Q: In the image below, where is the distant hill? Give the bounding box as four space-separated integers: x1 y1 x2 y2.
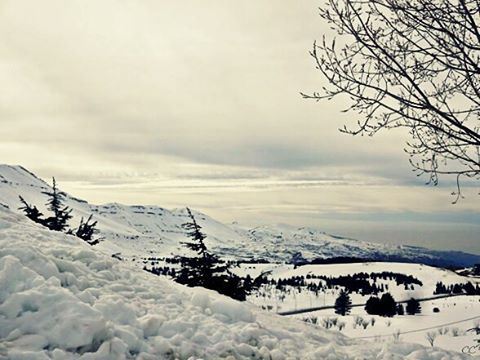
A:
0 164 478 268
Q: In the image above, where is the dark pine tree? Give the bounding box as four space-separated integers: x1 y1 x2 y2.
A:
380 293 397 317
334 290 353 316
72 215 100 245
406 298 421 315
42 177 72 231
365 296 381 315
174 207 250 301
177 207 226 287
464 282 476 295
434 281 449 295
397 303 405 316
18 196 44 224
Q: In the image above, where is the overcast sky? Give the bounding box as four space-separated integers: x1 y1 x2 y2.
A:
1 0 479 253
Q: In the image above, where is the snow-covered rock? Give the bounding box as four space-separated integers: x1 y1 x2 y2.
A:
0 207 468 359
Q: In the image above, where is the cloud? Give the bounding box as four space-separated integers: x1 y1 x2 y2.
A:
0 0 478 251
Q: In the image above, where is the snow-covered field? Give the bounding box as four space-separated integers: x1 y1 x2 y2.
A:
0 207 470 359
233 263 480 354
296 296 480 354
238 262 479 313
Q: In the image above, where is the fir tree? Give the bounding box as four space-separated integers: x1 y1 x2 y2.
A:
72 215 100 245
334 290 352 316
18 177 102 244
174 207 250 301
365 296 381 315
365 293 397 317
434 281 449 295
42 177 72 231
396 303 405 316
464 282 476 295
177 207 227 287
18 196 44 224
379 293 397 317
406 298 421 315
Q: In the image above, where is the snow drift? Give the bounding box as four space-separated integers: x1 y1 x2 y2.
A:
0 208 467 359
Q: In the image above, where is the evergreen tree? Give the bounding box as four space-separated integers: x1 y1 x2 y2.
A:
177 207 226 287
18 177 102 244
334 290 352 316
365 296 381 315
406 298 421 315
396 303 405 316
464 282 476 295
434 281 449 295
18 196 44 224
72 215 100 245
452 283 463 294
379 293 397 317
174 207 250 301
42 177 72 231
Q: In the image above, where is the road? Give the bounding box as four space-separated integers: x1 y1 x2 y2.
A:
277 293 466 316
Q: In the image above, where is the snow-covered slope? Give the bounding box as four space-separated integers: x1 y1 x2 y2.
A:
232 224 480 266
239 262 480 314
0 164 478 267
0 207 468 359
0 165 245 261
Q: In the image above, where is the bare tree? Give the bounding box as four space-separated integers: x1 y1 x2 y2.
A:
426 331 437 347
304 0 480 202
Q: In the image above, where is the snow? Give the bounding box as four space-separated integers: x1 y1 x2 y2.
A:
234 263 480 354
237 262 480 315
1 164 478 268
0 207 469 359
295 296 480 354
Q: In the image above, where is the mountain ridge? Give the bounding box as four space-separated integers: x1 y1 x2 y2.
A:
0 164 478 267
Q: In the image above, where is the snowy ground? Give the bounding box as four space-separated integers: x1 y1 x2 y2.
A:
295 296 480 355
0 208 471 359
1 164 479 268
236 262 480 313
233 263 480 355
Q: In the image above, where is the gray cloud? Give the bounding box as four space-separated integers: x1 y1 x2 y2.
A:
0 0 478 250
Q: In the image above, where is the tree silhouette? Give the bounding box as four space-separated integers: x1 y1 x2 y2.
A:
365 293 397 317
334 290 353 315
379 293 397 317
304 0 480 201
365 296 381 315
18 178 99 245
71 215 100 246
406 298 422 315
175 207 250 301
42 177 72 231
18 196 44 225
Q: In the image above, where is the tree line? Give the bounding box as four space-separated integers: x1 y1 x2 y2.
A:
434 281 480 295
271 271 421 296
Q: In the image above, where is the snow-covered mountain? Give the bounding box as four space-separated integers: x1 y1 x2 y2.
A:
0 164 478 268
0 205 467 359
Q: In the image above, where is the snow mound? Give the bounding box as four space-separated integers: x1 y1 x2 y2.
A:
0 208 467 359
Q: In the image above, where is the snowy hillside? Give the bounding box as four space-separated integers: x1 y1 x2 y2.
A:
238 262 479 313
0 207 468 359
0 164 479 268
